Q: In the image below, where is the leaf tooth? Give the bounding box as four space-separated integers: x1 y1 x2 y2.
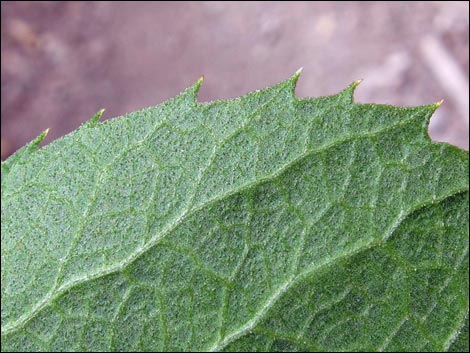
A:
30 128 49 151
194 75 204 98
415 100 445 129
179 76 204 103
85 109 105 128
281 68 303 97
434 99 444 108
421 100 444 131
293 67 303 82
338 79 362 103
1 128 49 177
21 127 49 158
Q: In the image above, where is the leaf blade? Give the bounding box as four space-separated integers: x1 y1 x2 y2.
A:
1 74 468 351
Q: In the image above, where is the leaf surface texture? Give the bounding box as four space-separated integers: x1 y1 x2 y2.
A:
1 74 469 352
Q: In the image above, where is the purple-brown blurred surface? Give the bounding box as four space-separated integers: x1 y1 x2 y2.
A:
1 1 469 159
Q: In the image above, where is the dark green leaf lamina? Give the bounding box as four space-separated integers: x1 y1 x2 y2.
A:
1 72 468 352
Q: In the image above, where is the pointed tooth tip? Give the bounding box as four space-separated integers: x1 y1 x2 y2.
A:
39 128 50 139
193 76 204 92
353 79 363 86
290 67 303 86
292 67 303 80
31 128 49 149
434 99 444 108
93 109 105 121
191 76 204 97
87 109 104 126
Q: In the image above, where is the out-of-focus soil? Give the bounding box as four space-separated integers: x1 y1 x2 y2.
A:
1 1 468 159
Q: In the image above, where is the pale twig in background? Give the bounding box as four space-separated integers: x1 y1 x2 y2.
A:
421 35 469 129
1 2 468 158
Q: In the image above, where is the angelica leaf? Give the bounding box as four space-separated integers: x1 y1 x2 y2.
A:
1 72 468 352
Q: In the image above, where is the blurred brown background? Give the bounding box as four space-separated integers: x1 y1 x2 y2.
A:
1 1 469 160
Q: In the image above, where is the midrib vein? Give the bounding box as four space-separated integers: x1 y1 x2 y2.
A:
206 192 468 352
207 240 372 352
2 118 466 336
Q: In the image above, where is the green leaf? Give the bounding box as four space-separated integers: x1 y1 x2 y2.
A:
1 72 468 352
